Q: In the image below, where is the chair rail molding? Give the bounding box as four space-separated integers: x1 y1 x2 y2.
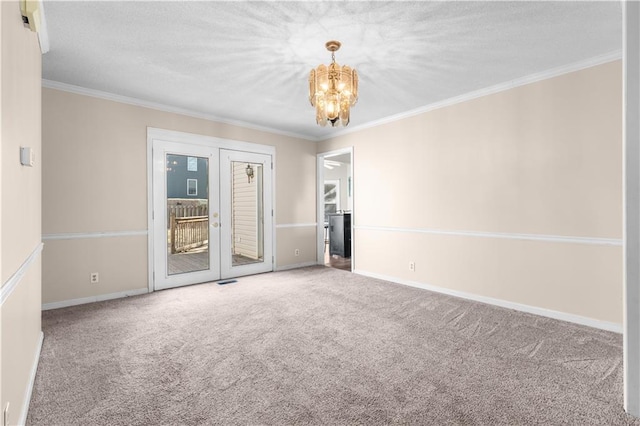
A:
1 243 44 306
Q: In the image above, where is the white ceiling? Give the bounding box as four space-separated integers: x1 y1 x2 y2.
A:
326 153 351 164
41 1 622 141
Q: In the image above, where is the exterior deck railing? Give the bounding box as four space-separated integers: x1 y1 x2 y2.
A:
170 214 208 253
167 204 208 227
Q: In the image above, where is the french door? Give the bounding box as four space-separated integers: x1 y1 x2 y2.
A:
152 140 272 290
219 149 273 279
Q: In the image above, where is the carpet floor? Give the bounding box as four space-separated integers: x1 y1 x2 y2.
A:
28 266 640 425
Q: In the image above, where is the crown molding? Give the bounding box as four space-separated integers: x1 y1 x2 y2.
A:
43 51 621 144
322 50 623 142
41 79 317 142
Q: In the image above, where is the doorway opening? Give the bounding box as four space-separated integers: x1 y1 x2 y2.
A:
317 148 353 272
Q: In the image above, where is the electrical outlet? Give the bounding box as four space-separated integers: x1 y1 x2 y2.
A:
90 272 99 284
409 262 415 272
294 249 300 256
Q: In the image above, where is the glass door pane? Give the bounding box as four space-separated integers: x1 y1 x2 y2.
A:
220 150 273 279
230 161 264 267
166 154 209 275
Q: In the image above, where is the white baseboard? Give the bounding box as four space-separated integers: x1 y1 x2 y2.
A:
42 288 149 311
354 269 622 334
275 261 319 271
18 331 44 426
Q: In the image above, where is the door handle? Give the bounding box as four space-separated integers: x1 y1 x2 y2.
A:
211 222 219 228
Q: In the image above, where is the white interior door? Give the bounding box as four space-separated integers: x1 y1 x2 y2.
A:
152 140 220 290
220 149 273 279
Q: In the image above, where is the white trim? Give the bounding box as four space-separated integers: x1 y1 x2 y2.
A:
355 225 622 247
275 223 317 229
147 127 276 156
323 52 623 141
42 230 148 241
18 331 44 426
272 155 278 272
147 130 155 294
42 288 148 311
37 0 50 54
624 0 640 416
275 261 319 272
355 269 622 334
42 80 315 142
1 243 44 306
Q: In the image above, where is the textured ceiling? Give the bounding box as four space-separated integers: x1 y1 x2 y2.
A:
41 1 622 141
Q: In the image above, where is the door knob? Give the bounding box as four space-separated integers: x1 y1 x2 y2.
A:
212 222 219 228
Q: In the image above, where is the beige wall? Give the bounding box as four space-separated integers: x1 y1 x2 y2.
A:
318 61 623 325
1 1 43 424
276 226 318 267
42 237 147 303
42 88 317 305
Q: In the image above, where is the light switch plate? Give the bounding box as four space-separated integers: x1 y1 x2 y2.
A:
20 147 34 167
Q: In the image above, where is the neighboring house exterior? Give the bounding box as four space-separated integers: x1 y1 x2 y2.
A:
166 155 208 199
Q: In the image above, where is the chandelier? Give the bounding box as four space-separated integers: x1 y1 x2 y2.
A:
308 41 358 127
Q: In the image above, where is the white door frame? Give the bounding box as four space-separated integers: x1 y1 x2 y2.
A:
316 147 354 267
147 128 276 292
624 0 640 417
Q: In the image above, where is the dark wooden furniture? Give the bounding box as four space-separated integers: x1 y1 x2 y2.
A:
328 213 351 258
